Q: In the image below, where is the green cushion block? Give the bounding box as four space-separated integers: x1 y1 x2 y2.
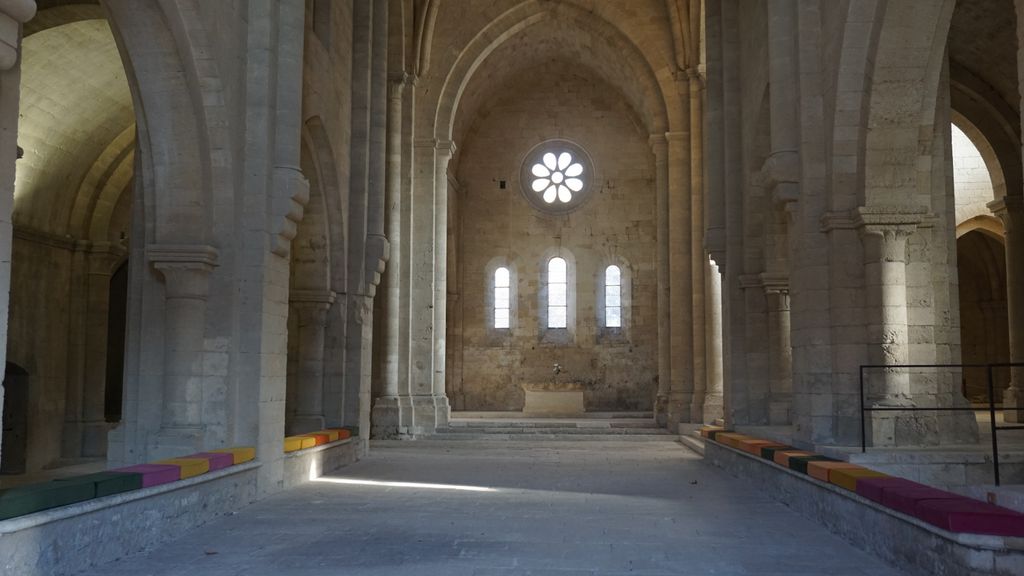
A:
706 429 734 441
788 455 837 474
760 445 795 460
0 481 95 520
54 471 143 498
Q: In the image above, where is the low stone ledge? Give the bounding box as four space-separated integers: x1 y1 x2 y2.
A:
0 461 260 576
282 438 359 489
705 440 1024 576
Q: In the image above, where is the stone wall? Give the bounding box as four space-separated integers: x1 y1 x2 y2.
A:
448 63 658 413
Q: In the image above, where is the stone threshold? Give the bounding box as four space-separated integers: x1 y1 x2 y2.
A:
699 436 1024 576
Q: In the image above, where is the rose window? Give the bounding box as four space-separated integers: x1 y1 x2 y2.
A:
530 152 584 204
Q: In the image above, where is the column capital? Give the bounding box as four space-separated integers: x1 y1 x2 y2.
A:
290 289 336 306
147 244 218 300
648 133 668 154
854 205 926 261
0 0 35 70
760 273 789 295
988 195 1024 234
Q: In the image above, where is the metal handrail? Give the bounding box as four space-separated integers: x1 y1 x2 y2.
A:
859 362 1024 486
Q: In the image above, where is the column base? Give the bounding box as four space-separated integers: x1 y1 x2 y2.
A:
287 415 326 436
689 393 707 424
654 394 669 427
147 426 204 461
372 395 451 437
703 393 724 423
769 398 791 426
868 399 941 447
1004 386 1024 424
370 397 401 439
666 392 694 433
81 421 111 458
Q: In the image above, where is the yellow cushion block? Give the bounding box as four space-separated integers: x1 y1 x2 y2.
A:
154 458 210 479
829 467 889 492
284 436 316 452
807 461 862 482
773 450 815 467
209 447 256 465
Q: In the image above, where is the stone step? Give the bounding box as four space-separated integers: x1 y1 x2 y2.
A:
445 419 660 429
420 433 682 442
436 426 672 435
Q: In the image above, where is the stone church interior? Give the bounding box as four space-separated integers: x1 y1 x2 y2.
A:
0 1 1023 575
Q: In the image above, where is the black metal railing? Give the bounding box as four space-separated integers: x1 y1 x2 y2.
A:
859 363 1024 486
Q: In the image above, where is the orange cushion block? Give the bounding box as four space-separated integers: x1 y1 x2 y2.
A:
807 461 863 482
829 467 889 492
284 436 317 453
327 428 352 440
315 430 341 442
154 458 210 479
773 450 816 467
737 439 786 456
208 446 256 465
302 433 330 446
699 426 724 438
715 433 753 448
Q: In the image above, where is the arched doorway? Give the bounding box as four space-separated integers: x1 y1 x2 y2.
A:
1 363 29 475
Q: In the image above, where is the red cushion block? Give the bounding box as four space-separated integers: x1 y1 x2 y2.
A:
113 464 180 488
855 476 926 504
882 484 962 516
915 498 1024 536
189 452 235 472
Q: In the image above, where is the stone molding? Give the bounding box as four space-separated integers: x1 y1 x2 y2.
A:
854 206 927 263
147 244 218 300
988 195 1023 234
760 273 789 295
289 289 336 305
760 151 800 204
271 165 311 257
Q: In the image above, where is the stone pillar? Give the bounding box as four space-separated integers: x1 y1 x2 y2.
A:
763 277 792 425
0 0 35 481
704 257 725 421
689 69 708 423
650 134 671 426
857 208 923 446
371 76 406 438
288 290 334 434
147 245 218 458
989 196 1024 422
667 125 694 432
431 141 454 426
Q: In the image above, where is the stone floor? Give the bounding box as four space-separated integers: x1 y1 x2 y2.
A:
77 440 908 576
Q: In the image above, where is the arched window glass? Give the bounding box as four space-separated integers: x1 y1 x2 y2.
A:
494 267 511 329
547 257 568 329
605 265 622 328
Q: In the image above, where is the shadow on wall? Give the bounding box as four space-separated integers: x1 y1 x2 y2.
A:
1 362 29 475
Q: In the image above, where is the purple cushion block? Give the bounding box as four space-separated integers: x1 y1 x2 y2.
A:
189 452 234 472
882 484 962 516
855 477 925 504
113 464 181 487
915 498 1024 536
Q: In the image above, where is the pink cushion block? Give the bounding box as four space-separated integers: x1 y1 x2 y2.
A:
882 484 962 516
915 498 1024 536
855 477 926 504
113 464 180 487
189 452 234 472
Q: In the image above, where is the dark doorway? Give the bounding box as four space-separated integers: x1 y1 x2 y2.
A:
105 261 128 422
1 362 29 475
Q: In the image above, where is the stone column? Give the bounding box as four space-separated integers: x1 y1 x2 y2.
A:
689 69 708 423
371 76 406 438
147 245 217 457
763 277 792 425
667 124 694 432
289 290 334 434
704 257 725 421
989 196 1024 422
857 208 923 446
431 141 454 426
650 134 671 426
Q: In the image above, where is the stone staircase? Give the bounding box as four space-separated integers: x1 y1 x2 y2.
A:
424 415 678 442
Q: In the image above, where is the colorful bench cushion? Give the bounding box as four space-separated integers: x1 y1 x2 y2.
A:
316 430 341 442
716 433 753 449
914 498 1024 536
807 461 863 483
53 471 143 498
208 446 256 465
189 452 235 472
773 450 815 467
113 464 181 488
787 455 837 475
0 481 95 520
699 426 724 438
854 476 925 504
284 436 317 452
760 445 795 460
736 439 785 456
881 484 962 516
829 467 889 492
327 428 353 440
154 458 210 479
302 433 331 446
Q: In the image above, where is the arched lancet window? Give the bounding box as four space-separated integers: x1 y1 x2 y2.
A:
605 265 622 328
494 266 511 329
547 257 568 329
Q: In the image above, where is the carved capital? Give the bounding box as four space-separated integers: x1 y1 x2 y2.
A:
0 0 35 70
147 244 218 300
761 151 800 204
988 196 1024 236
